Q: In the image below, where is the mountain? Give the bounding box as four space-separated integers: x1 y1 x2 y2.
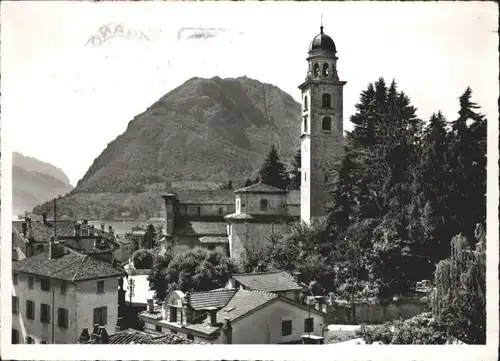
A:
74 76 300 193
32 76 301 220
13 153 73 216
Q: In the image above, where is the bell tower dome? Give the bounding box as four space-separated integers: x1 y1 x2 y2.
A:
299 25 347 224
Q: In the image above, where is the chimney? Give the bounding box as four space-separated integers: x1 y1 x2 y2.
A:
21 222 27 237
42 212 48 224
96 326 109 344
92 323 100 338
208 307 218 326
147 298 155 313
78 328 90 343
292 271 302 285
101 223 105 232
49 241 65 260
161 301 168 321
162 193 177 236
184 292 193 324
108 226 114 238
83 219 88 225
222 318 232 344
315 296 326 313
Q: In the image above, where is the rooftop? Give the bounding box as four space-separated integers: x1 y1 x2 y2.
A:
85 328 202 344
230 271 303 292
175 219 228 236
190 289 238 310
234 182 287 195
216 289 278 323
12 249 126 282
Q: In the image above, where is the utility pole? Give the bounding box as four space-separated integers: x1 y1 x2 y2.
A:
129 279 135 308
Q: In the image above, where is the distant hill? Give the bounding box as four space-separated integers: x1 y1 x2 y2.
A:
74 76 300 193
32 76 301 220
13 153 73 216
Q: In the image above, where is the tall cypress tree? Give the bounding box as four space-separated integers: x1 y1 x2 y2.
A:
258 145 289 190
288 148 301 190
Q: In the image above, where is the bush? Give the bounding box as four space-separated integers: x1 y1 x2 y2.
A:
132 249 154 269
356 313 449 344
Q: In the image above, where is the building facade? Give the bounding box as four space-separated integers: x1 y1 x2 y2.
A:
11 243 125 344
299 26 346 224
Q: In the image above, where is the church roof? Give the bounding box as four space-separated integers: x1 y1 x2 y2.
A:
234 182 287 195
309 26 336 53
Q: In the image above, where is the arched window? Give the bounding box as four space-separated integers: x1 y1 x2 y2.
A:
304 95 308 110
322 93 332 108
303 116 308 133
324 174 328 182
219 208 223 215
322 116 332 131
260 199 268 211
322 63 330 77
313 63 320 77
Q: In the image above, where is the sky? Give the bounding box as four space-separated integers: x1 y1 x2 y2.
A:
1 1 498 186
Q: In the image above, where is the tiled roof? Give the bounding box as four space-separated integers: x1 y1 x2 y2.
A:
234 182 287 194
12 249 126 281
231 271 303 292
216 289 277 323
85 328 201 344
173 189 235 205
12 220 105 242
199 236 228 244
190 289 237 310
175 220 228 236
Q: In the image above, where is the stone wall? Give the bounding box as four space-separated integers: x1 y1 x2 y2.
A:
326 298 429 325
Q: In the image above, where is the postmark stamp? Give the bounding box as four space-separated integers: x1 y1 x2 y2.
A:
86 23 149 46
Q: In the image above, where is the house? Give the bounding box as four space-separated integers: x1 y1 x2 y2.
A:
225 270 308 303
114 236 135 264
11 241 126 344
138 286 326 344
12 215 118 261
79 326 203 344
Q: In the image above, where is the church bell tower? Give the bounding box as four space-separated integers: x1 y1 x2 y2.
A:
299 25 346 224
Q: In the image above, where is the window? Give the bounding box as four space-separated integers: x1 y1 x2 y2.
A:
322 63 330 77
58 308 69 329
304 172 307 182
97 281 104 294
93 306 107 326
322 116 332 131
260 199 268 211
187 334 194 341
324 174 328 183
322 93 332 108
282 320 292 336
28 276 34 289
40 304 50 324
12 329 19 344
303 116 308 133
40 340 47 344
13 272 18 285
26 300 35 320
12 296 19 314
219 207 223 215
313 63 319 77
171 329 178 334
155 325 162 332
197 207 201 216
304 318 314 333
304 96 308 111
61 281 67 295
41 278 51 292
26 336 34 344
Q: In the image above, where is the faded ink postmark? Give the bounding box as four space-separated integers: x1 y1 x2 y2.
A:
86 23 149 46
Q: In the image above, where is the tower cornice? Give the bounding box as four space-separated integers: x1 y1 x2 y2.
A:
298 79 347 90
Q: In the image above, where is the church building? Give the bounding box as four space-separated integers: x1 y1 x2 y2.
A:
159 25 345 261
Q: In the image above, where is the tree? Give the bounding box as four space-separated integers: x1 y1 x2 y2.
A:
132 249 154 270
244 178 253 187
142 223 156 249
287 148 301 190
258 145 289 190
148 248 240 300
430 224 486 344
244 220 335 294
